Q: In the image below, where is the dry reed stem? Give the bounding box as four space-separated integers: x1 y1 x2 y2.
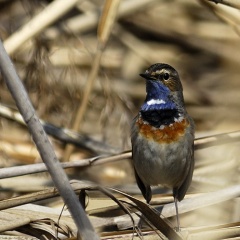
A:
0 39 99 240
202 0 240 28
207 0 240 9
111 185 240 230
98 0 121 45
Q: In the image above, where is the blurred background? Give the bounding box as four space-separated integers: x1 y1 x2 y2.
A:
0 0 239 236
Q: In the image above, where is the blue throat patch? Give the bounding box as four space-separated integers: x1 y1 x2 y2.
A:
140 80 177 111
140 80 179 127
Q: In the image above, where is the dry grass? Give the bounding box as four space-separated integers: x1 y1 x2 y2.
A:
0 0 240 239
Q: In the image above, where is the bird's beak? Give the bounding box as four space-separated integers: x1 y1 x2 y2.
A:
139 73 148 79
140 73 156 81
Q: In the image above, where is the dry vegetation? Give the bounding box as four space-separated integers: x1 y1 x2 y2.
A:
0 0 240 239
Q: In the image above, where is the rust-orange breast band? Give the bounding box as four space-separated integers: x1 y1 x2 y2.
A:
136 117 189 144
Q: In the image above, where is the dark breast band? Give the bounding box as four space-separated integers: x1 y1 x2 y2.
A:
140 109 179 128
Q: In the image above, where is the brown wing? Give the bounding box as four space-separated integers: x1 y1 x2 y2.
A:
131 115 152 203
134 166 152 203
175 143 194 201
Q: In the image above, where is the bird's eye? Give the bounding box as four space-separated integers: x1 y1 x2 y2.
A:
163 73 170 80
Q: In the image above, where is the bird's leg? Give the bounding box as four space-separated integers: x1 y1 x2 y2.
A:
174 196 181 232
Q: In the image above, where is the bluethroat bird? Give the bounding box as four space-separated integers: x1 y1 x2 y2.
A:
131 63 195 231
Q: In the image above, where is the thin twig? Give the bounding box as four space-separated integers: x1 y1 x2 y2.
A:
0 128 240 179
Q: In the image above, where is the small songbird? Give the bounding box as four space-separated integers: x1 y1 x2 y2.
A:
131 63 195 231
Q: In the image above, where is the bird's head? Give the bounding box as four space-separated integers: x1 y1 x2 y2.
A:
140 63 184 112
